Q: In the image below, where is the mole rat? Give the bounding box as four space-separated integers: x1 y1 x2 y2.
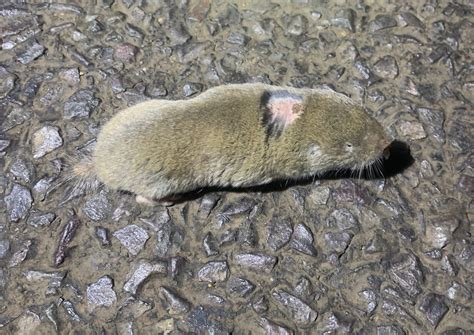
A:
73 83 391 205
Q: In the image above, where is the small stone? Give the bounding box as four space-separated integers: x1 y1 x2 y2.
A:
113 224 149 256
5 184 33 222
32 126 63 158
27 212 55 228
398 12 424 28
87 276 117 308
159 287 191 315
95 227 111 246
197 261 229 282
226 277 255 298
188 0 211 22
9 240 32 267
327 208 359 231
9 158 34 183
376 325 406 335
271 288 318 327
386 253 423 298
266 217 293 251
23 270 65 293
16 39 45 64
0 239 10 259
398 120 427 140
216 196 257 224
0 139 11 152
82 190 111 221
359 289 377 314
114 43 138 62
287 15 307 36
307 186 330 205
198 194 221 217
123 259 167 295
369 15 397 32
2 107 31 131
227 32 247 45
203 232 219 256
165 24 190 46
424 218 459 248
316 312 353 334
183 83 202 97
117 297 153 319
259 317 293 335
0 66 16 98
290 223 317 256
324 232 352 255
416 108 445 143
373 56 399 79
252 295 269 314
419 293 448 327
59 68 80 86
61 300 83 323
234 252 277 273
331 9 356 32
446 281 471 306
63 89 100 119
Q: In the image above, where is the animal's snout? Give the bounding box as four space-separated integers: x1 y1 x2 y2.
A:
379 138 392 159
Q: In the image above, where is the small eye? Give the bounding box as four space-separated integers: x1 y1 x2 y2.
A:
346 143 352 148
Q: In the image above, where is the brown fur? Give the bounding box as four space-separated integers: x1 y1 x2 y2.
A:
76 84 390 202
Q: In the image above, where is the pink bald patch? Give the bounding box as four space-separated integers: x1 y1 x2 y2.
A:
267 97 304 128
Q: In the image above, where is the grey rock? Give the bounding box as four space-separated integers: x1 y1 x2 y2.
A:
32 126 63 158
32 176 56 201
416 107 446 143
1 107 31 131
114 43 138 62
327 208 359 231
0 239 10 259
331 9 356 32
5 184 33 222
159 287 191 315
16 39 45 64
227 31 247 45
186 306 233 334
237 219 258 247
359 289 377 314
316 312 353 334
63 89 100 119
398 12 424 28
203 232 219 256
290 223 317 256
61 300 83 323
123 259 167 294
446 281 471 305
24 270 65 294
216 196 257 224
419 293 448 327
165 23 190 46
154 220 172 257
259 317 294 335
252 295 269 313
95 227 111 246
226 276 255 297
386 253 423 298
369 15 397 32
9 158 34 183
87 276 117 308
0 139 11 152
294 277 314 302
113 224 149 256
183 82 202 97
373 56 399 79
234 252 277 273
397 120 426 140
271 288 317 327
307 186 330 205
376 325 406 335
287 15 307 36
27 212 55 228
0 66 16 98
324 232 352 255
197 261 229 282
424 218 459 249
266 217 293 251
83 190 111 221
117 297 153 319
9 239 32 267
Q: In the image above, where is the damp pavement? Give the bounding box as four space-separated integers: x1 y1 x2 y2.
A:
0 1 472 334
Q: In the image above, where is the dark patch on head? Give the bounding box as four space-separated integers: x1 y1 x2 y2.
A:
260 90 303 140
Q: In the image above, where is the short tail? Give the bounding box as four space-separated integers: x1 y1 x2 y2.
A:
56 150 102 205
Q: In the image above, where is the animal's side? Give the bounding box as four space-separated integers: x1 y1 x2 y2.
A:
73 83 391 205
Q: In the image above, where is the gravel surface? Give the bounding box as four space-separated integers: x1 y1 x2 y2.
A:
0 1 472 334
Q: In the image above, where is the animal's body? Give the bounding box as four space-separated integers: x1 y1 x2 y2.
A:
75 84 391 205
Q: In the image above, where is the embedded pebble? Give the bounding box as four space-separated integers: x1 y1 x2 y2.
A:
63 89 100 119
87 276 117 308
290 224 317 256
82 190 111 221
287 15 307 36
271 288 318 327
159 287 191 315
373 56 399 79
123 259 167 294
0 239 10 259
307 186 330 205
369 15 397 32
95 227 111 246
0 66 16 98
386 253 423 298
259 318 294 335
424 218 459 249
266 217 293 251
398 120 427 140
226 276 255 298
203 232 219 256
5 184 33 222
9 158 34 183
324 232 352 255
446 281 471 306
234 252 277 273
32 126 63 158
416 107 446 143
376 325 406 335
16 39 45 64
419 293 448 327
27 212 56 228
331 9 356 32
197 261 229 282
114 43 138 62
113 225 149 256
327 208 359 231
316 312 353 334
2 107 31 131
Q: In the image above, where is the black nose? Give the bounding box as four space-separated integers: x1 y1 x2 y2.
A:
383 147 390 160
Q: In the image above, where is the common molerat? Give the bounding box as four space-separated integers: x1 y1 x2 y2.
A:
72 84 392 205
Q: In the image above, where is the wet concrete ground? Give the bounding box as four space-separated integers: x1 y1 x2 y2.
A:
0 1 473 334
